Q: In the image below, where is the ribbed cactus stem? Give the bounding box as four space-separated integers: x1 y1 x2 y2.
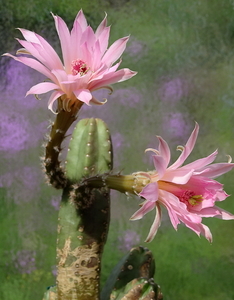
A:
56 118 112 300
101 246 163 300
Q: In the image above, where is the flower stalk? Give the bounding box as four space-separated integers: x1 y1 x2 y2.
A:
44 97 82 188
83 173 149 195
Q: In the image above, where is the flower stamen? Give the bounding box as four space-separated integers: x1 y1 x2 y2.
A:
71 59 88 76
179 190 203 206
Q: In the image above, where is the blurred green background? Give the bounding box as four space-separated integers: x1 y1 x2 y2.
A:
1 0 234 299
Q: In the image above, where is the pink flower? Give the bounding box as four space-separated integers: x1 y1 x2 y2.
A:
3 10 137 113
131 123 234 242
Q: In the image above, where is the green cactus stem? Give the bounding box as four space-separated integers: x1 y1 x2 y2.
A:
42 286 57 300
110 278 163 300
101 246 156 300
55 118 112 300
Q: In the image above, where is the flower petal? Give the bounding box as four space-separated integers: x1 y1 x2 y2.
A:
73 89 92 105
184 150 218 171
214 206 234 220
159 191 181 229
162 168 194 184
152 155 167 179
145 203 162 242
157 136 171 167
74 9 88 32
48 90 64 113
139 182 159 202
130 199 155 220
95 14 110 55
170 122 199 169
3 54 56 82
102 36 129 67
89 68 137 91
52 13 72 72
18 29 63 70
26 82 59 95
195 162 234 178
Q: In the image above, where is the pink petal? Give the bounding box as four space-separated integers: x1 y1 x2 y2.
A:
80 42 93 68
214 206 234 220
170 122 199 169
16 39 45 65
3 54 55 82
48 90 64 113
90 60 121 82
215 190 229 201
192 206 221 217
157 136 171 167
180 217 212 242
74 9 88 32
184 150 218 171
18 28 39 43
89 68 137 91
81 26 96 50
145 203 162 242
26 82 59 95
35 33 63 69
70 21 82 60
73 89 92 105
152 155 167 179
98 26 110 55
139 182 159 202
91 41 102 70
18 29 63 70
130 200 155 220
95 14 110 54
162 168 194 184
195 163 234 178
159 191 180 229
90 96 107 105
95 13 107 37
102 36 129 67
52 13 71 72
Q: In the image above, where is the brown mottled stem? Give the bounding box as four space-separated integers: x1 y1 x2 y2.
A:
44 97 83 188
56 185 110 300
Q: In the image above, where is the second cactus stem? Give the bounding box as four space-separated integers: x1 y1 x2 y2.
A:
55 118 112 300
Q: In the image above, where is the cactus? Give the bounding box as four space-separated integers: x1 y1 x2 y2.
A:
42 116 164 300
101 246 163 300
44 118 112 300
42 286 57 300
110 277 163 300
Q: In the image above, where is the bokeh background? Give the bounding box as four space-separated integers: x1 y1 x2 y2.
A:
1 0 234 299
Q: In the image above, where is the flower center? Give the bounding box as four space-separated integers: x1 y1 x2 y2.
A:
179 190 203 206
71 59 88 76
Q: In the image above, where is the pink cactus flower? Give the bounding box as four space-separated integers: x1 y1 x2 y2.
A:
4 10 137 113
131 123 234 242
